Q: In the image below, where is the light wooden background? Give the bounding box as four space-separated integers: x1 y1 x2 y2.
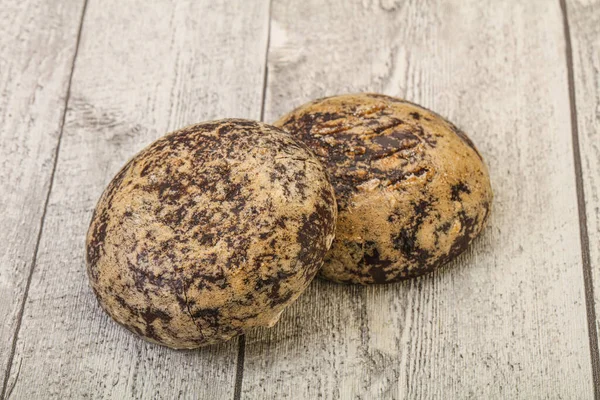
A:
1 0 598 398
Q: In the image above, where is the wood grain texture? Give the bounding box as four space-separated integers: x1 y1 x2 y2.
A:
240 0 595 398
2 0 269 398
0 0 85 387
567 0 600 384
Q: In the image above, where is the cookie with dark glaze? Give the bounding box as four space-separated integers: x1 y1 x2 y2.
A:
86 119 337 348
274 94 493 284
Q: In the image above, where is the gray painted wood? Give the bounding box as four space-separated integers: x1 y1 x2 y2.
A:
567 0 600 380
0 0 85 388
2 0 269 398
240 0 595 398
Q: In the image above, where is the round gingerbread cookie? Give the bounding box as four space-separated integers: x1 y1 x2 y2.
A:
274 94 492 284
86 119 337 348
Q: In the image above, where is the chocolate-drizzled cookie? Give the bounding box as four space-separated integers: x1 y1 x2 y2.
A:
86 119 337 348
275 94 492 284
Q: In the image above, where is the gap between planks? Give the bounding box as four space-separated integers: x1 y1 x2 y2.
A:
559 0 600 397
0 1 90 399
233 1 273 399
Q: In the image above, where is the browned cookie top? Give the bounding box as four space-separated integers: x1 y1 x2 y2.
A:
275 94 492 284
86 119 337 348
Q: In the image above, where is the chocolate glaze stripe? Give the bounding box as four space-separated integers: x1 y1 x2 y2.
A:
560 0 600 397
0 1 90 398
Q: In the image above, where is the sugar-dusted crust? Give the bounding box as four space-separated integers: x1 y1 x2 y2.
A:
86 119 337 348
275 94 492 284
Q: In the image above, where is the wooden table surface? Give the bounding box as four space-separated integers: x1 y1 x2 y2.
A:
1 0 599 398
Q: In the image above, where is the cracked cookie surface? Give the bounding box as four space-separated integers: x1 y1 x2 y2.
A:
274 94 493 284
86 119 337 348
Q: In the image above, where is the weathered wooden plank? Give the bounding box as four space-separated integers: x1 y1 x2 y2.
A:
566 0 600 390
0 0 85 390
3 0 270 398
240 0 594 398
